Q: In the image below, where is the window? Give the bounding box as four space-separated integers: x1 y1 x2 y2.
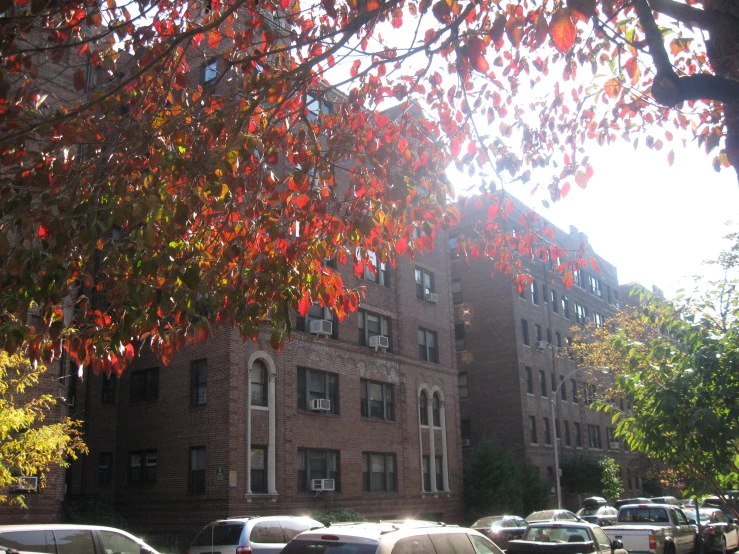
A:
458 373 469 399
360 379 394 421
297 367 339 414
432 393 441 427
419 391 428 425
575 302 589 324
250 360 268 407
525 366 533 395
574 422 582 447
251 521 284 544
190 446 206 494
535 324 542 343
560 376 567 401
571 379 579 403
449 235 459 259
564 421 571 446
362 250 389 286
306 93 333 122
521 319 529 346
461 419 472 442
556 332 562 348
102 376 117 404
100 530 142 554
359 310 392 352
562 296 570 318
297 303 337 339
594 312 604 327
251 446 267 493
98 452 112 486
415 268 435 300
585 382 596 405
452 280 463 305
539 370 547 397
551 373 556 392
363 453 397 492
191 359 207 406
130 368 159 403
531 282 539 304
529 416 537 443
297 449 339 492
435 455 443 490
418 328 438 363
203 59 218 86
128 450 156 485
455 324 466 351
422 456 431 491
588 424 602 449
544 417 551 445
551 290 558 312
590 275 601 296
53 529 96 554
543 284 548 303
547 328 552 344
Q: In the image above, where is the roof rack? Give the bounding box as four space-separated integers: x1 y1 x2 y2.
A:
226 515 261 520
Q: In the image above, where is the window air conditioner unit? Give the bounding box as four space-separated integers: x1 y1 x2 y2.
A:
536 341 548 350
14 476 38 492
310 398 331 411
311 478 335 491
309 319 333 336
369 335 389 350
609 441 620 450
461 439 473 448
424 291 439 303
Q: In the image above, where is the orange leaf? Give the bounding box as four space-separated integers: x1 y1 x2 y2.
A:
604 78 621 98
294 194 310 209
351 59 361 77
535 15 549 47
298 293 312 316
624 56 640 85
549 9 576 53
505 16 525 48
563 270 574 289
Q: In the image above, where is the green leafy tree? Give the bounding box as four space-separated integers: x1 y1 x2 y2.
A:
574 231 739 504
560 453 606 498
0 352 86 506
600 457 624 502
464 439 549 521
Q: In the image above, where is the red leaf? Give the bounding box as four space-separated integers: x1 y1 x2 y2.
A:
38 223 51 239
396 237 407 255
488 204 499 220
667 150 675 166
535 15 549 46
466 37 489 73
73 69 87 91
490 14 506 45
354 261 365 278
321 0 337 18
589 257 601 273
298 293 312 317
470 243 480 260
294 194 310 209
563 271 574 289
549 9 576 53
560 181 571 198
505 16 525 48
208 30 221 49
625 56 641 85
451 136 462 157
432 0 451 23
351 59 361 77
567 0 595 19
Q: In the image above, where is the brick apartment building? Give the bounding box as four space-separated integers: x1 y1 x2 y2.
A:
58 228 463 548
451 195 644 508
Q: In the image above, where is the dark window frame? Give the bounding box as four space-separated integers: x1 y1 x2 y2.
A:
191 359 207 407
360 379 395 421
358 310 392 352
415 267 435 300
250 360 268 407
362 452 398 493
297 448 340 492
418 328 439 364
128 449 157 486
189 446 206 495
297 367 339 415
251 445 267 494
130 367 159 403
98 452 112 486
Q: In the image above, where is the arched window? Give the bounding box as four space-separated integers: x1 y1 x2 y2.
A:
432 393 441 427
250 360 268 407
419 391 428 426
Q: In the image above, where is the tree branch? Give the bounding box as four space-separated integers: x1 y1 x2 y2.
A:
648 0 739 36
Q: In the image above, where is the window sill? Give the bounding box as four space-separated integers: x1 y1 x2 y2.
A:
246 492 279 498
251 405 269 411
361 417 396 424
421 490 452 497
298 410 341 417
190 403 207 409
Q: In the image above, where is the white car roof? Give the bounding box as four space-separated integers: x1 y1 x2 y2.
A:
0 524 158 552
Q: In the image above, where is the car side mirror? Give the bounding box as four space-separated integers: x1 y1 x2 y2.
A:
612 539 624 550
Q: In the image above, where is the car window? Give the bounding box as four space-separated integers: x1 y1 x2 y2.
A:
675 510 689 525
191 523 245 546
100 530 142 554
282 520 321 542
619 508 670 523
471 535 503 554
428 532 477 554
250 521 285 544
0 530 54 553
54 529 96 554
592 528 611 551
282 540 379 554
502 520 517 529
392 535 436 554
516 519 528 527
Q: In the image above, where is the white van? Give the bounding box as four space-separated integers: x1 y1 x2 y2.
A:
0 524 158 554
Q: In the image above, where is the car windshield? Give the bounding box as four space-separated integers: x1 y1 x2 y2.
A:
618 508 670 523
191 523 244 546
527 511 556 522
683 511 711 523
473 517 506 527
578 508 603 517
524 527 591 543
281 540 378 554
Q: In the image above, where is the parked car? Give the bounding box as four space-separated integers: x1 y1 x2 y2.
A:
189 515 323 554
703 497 739 519
683 508 739 554
651 497 682 506
613 497 651 509
602 503 698 554
0 523 159 554
577 498 618 528
526 510 581 524
280 521 504 554
507 521 627 554
471 516 528 549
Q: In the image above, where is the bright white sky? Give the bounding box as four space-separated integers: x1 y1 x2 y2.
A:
493 142 739 298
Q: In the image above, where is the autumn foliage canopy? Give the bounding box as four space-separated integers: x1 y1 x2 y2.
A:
0 0 737 374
